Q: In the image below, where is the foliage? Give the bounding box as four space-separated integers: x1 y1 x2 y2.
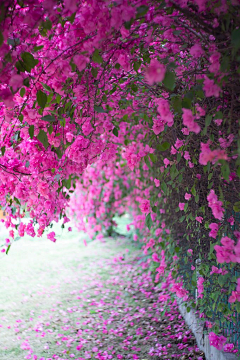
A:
0 0 240 352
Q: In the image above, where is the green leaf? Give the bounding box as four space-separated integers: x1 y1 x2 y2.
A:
144 155 151 169
1 146 6 156
131 83 138 92
136 5 148 16
161 181 167 194
156 142 170 151
237 167 240 178
182 97 191 109
23 77 30 87
152 206 157 213
91 67 98 78
205 114 212 127
171 95 182 113
94 105 106 113
37 130 49 149
231 29 240 50
41 82 52 92
25 160 30 168
163 71 175 91
0 31 4 46
133 61 141 72
33 45 44 52
221 161 230 181
41 115 55 122
191 185 196 196
113 127 118 137
21 52 38 72
149 153 157 163
145 213 152 230
6 245 11 255
92 49 103 64
37 90 47 108
48 125 53 135
29 125 34 139
214 111 223 119
20 87 25 97
233 201 240 212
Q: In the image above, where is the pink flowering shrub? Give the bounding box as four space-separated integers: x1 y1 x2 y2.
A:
0 0 238 353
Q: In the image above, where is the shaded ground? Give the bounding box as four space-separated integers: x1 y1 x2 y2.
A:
0 224 204 360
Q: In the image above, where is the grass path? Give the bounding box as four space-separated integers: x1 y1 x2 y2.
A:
0 226 204 360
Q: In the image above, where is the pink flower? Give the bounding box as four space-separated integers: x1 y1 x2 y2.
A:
185 193 191 200
196 216 203 223
152 117 165 134
189 43 204 58
207 190 224 220
228 290 240 303
163 158 170 167
145 59 166 85
223 343 235 353
152 253 160 262
197 277 204 298
118 52 130 72
175 138 184 149
214 237 236 263
139 199 150 214
209 332 227 350
156 99 174 126
182 108 200 134
209 223 219 239
73 54 89 71
9 74 23 92
154 178 160 187
188 249 193 254
203 77 221 97
214 119 222 126
47 231 56 243
227 216 234 226
179 203 185 211
209 52 221 74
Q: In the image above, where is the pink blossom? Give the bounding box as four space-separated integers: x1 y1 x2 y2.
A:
196 216 203 223
152 253 160 262
227 216 234 226
9 74 23 92
145 59 166 85
203 77 221 97
47 231 56 243
154 179 160 187
207 190 224 220
187 249 193 254
209 223 219 239
214 119 222 126
182 109 200 134
156 99 174 126
209 332 227 350
223 343 235 353
175 138 184 149
179 203 185 211
73 54 90 71
139 199 150 214
152 117 165 134
189 43 204 58
163 158 170 167
185 193 191 200
197 277 204 298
